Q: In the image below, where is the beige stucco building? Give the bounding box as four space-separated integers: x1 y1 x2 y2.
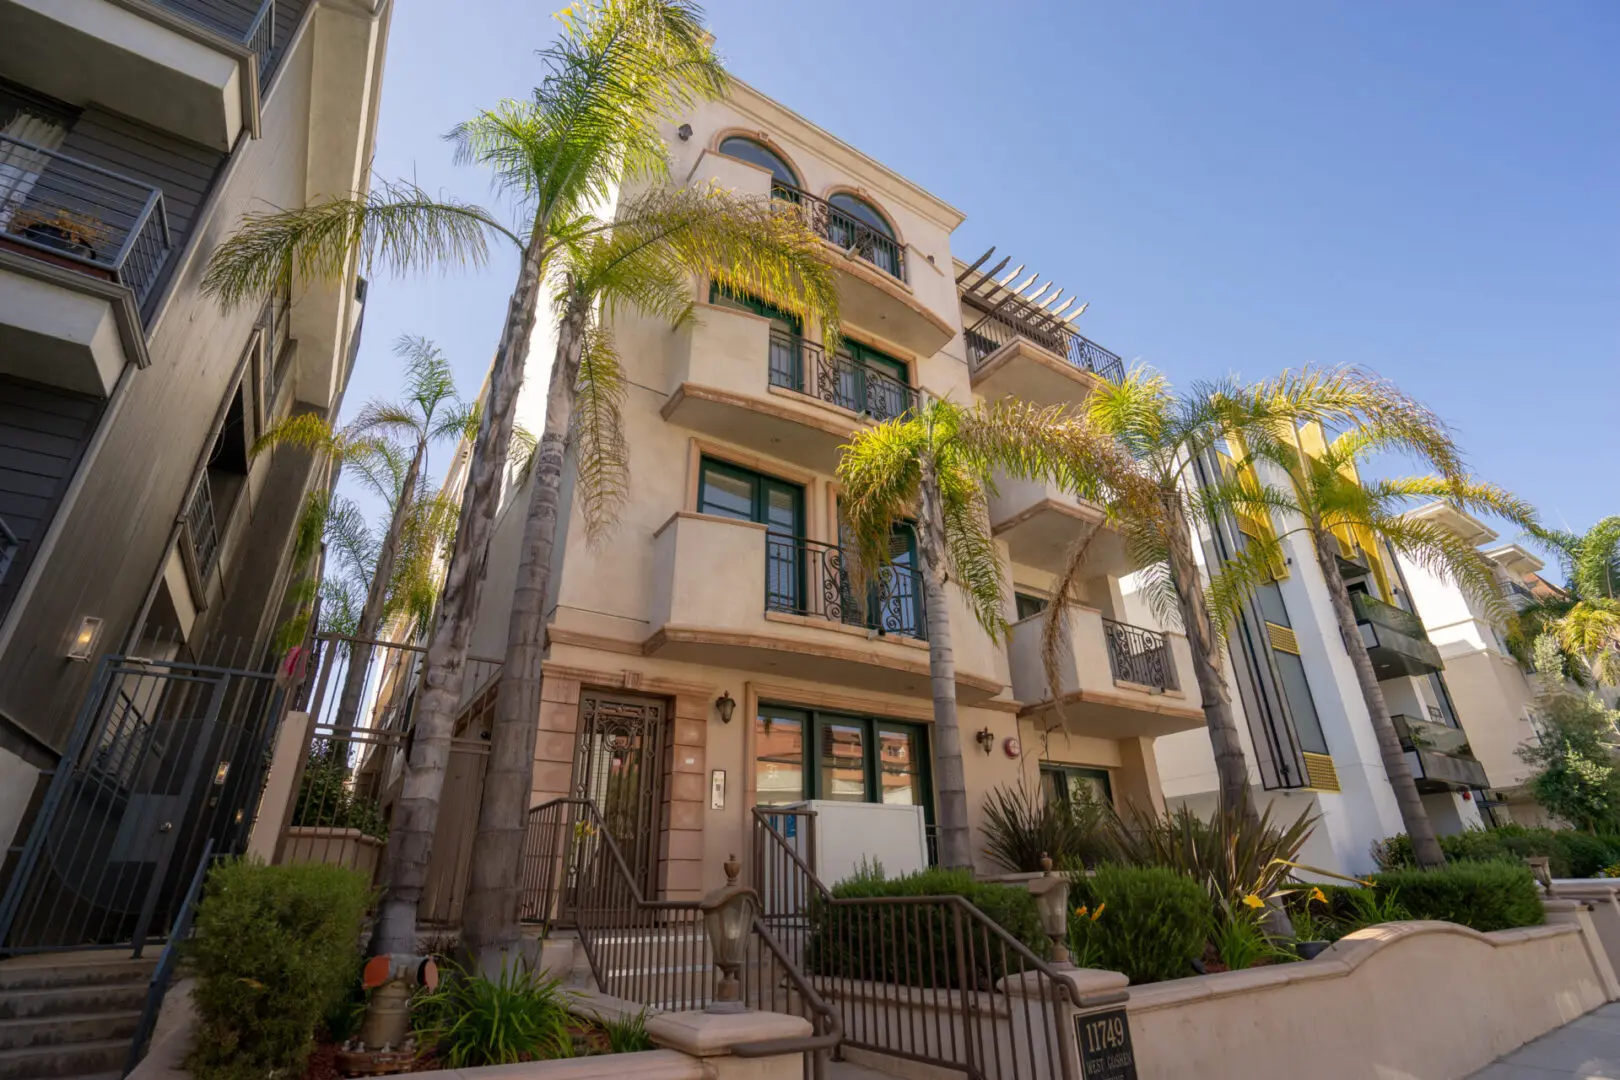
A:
460 79 1206 898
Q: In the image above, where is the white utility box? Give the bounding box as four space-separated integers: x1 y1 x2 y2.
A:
765 800 928 889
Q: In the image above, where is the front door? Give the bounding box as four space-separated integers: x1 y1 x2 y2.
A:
572 692 668 896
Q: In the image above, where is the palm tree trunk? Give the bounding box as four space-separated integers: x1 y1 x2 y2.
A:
373 234 546 955
1310 529 1446 869
332 439 425 736
462 294 590 968
1164 499 1255 817
917 457 972 870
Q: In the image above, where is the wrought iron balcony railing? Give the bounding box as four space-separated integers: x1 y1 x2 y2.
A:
1102 617 1176 690
961 296 1126 384
1351 591 1429 640
151 0 279 89
766 328 919 422
0 134 173 313
770 180 907 283
764 534 926 641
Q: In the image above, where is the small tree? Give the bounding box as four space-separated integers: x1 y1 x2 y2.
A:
1518 638 1620 832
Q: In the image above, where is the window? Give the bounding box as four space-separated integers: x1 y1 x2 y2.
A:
755 705 931 816
709 282 809 394
698 457 804 612
827 192 901 277
1040 764 1113 808
828 193 894 239
1272 651 1328 755
1015 592 1049 621
718 136 799 190
835 507 924 639
834 339 911 421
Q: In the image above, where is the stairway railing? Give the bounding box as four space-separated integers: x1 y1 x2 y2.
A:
519 798 840 1075
753 807 1083 1080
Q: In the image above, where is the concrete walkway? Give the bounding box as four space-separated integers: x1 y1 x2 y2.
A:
1469 1003 1620 1078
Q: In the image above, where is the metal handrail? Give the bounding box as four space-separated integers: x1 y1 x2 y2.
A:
961 294 1125 384
767 327 918 421
0 133 173 307
751 808 1081 1080
1101 617 1175 690
763 534 927 641
1351 591 1428 639
123 840 216 1075
519 798 842 1071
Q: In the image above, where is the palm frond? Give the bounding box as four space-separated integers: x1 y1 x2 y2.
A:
510 425 539 485
201 179 511 310
324 495 378 587
572 323 629 542
1205 537 1285 645
1375 515 1512 623
252 412 341 459
1573 518 1620 603
937 470 1006 641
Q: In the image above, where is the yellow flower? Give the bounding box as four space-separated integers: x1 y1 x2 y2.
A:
1242 894 1265 909
1090 902 1106 922
1074 905 1088 918
1309 887 1328 906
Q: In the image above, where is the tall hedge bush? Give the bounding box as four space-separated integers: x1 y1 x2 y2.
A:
805 866 1048 989
1370 862 1544 933
186 859 372 1080
1373 824 1620 878
1068 866 1209 984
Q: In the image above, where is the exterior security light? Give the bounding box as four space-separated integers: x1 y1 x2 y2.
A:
66 616 104 661
715 690 737 724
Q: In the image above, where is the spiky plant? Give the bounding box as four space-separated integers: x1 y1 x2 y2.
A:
204 0 730 953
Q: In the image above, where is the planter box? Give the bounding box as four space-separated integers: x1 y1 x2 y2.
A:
280 826 383 882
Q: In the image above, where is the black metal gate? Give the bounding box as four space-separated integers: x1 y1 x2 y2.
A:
571 692 667 897
0 655 283 956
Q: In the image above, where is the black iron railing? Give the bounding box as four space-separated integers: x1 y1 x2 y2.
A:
767 327 918 421
1351 591 1429 640
0 133 172 312
150 0 279 89
765 534 926 641
751 808 1081 1080
771 180 906 283
961 297 1126 384
1102 617 1175 689
185 477 219 577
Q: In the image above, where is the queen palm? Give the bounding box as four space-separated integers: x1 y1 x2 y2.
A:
1235 403 1538 868
257 336 472 736
462 187 840 965
203 0 728 952
1521 518 1620 687
838 398 1131 869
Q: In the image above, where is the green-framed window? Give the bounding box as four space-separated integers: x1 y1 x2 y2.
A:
709 282 811 398
1015 592 1049 621
699 457 804 613
1039 763 1113 808
835 339 911 421
718 136 799 189
755 705 932 818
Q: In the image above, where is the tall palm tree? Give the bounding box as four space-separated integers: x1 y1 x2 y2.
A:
1049 366 1444 819
1521 518 1620 687
837 398 1130 870
462 187 840 965
258 336 473 736
1237 406 1538 868
203 0 728 952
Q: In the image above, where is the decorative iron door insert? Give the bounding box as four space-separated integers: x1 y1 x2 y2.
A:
572 692 668 897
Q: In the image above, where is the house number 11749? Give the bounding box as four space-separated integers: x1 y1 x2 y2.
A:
1074 1006 1136 1080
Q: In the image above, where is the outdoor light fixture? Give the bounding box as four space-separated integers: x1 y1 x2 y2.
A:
65 616 104 661
701 854 759 1012
715 691 736 724
975 727 995 754
1028 854 1072 967
676 123 693 141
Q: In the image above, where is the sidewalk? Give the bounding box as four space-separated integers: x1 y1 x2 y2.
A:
1469 1003 1620 1078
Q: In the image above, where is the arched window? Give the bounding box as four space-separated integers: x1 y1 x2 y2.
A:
827 193 901 278
718 136 799 191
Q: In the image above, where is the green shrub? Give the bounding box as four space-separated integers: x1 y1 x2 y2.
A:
1370 862 1545 932
414 961 575 1067
292 743 388 839
806 866 1048 988
1105 800 1315 912
981 781 1108 872
185 859 371 1080
1068 866 1209 984
1288 883 1412 941
597 1009 655 1054
1372 825 1620 879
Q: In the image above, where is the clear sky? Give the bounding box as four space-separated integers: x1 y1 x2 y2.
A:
342 0 1618 555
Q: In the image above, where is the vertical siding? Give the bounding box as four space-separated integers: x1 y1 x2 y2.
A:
0 379 100 623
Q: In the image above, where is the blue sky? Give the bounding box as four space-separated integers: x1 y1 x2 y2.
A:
343 0 1618 558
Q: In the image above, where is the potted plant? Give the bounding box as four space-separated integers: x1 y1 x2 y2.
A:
11 207 106 260
1293 886 1335 959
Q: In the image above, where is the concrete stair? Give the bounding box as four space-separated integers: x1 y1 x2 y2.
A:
0 952 155 1080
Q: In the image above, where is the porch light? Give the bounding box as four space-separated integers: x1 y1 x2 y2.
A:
975 727 995 754
701 854 760 1012
66 616 104 661
1028 854 1072 967
715 691 737 724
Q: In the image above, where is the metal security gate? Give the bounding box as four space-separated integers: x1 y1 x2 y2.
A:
571 692 668 897
0 655 283 956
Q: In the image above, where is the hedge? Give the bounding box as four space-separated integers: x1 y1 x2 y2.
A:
1369 862 1545 933
1069 866 1209 984
1373 825 1620 878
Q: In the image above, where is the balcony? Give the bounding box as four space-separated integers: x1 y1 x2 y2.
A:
0 134 172 394
1353 592 1443 678
987 471 1127 576
963 296 1125 407
0 0 278 151
1392 713 1489 792
646 512 1004 702
1008 607 1204 737
663 304 918 473
771 180 954 356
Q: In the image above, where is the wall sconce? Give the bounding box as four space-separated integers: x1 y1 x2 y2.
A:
975 727 995 754
676 122 693 141
715 691 736 725
66 616 103 661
